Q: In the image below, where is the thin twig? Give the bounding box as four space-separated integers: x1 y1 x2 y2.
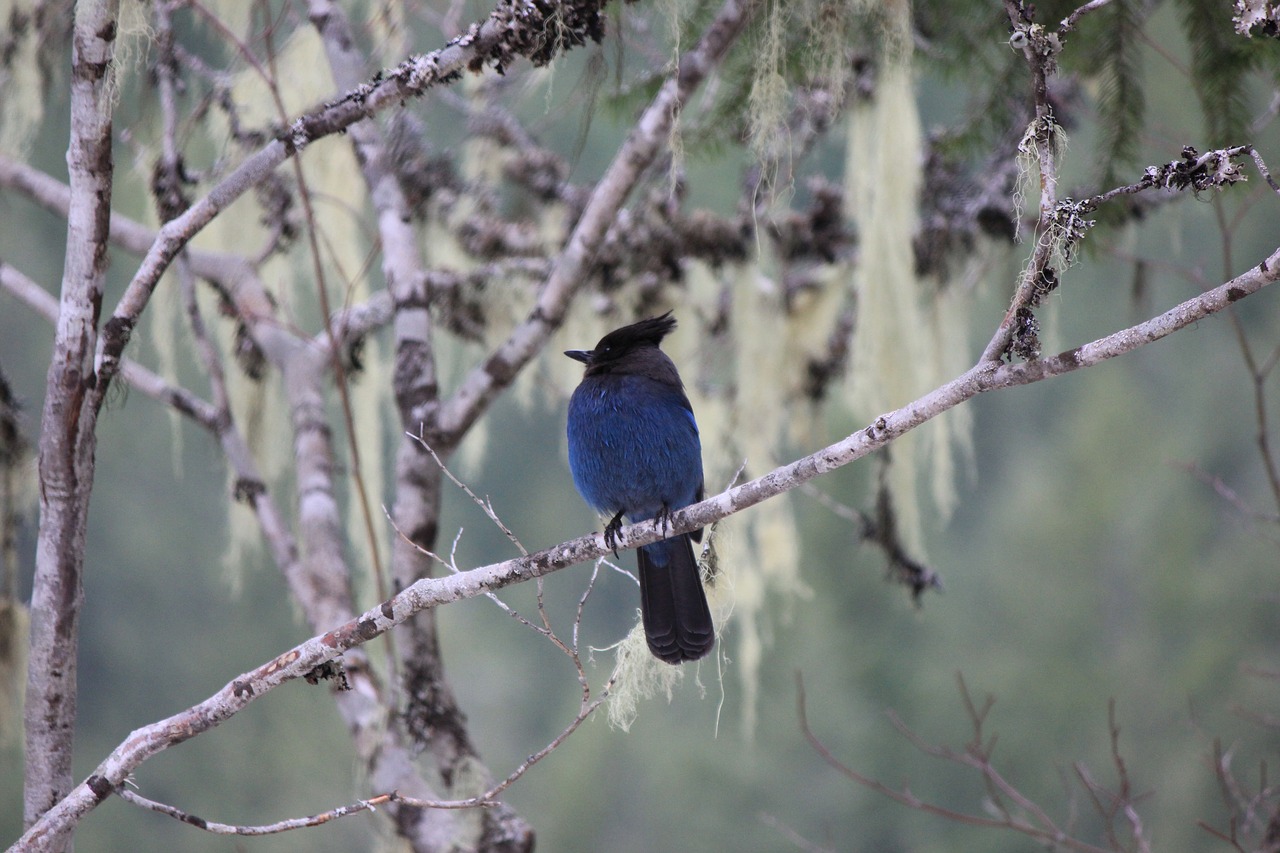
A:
798 672 1115 853
403 434 587 658
1183 462 1273 519
797 673 1114 852
1199 738 1280 849
411 430 529 556
395 668 619 810
117 787 391 835
758 812 836 853
1059 0 1116 34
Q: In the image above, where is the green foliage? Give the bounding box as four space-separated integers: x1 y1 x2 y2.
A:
1179 0 1268 145
914 0 1011 77
928 58 1027 165
1083 0 1149 188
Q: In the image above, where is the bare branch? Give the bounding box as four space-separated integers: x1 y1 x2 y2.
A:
800 477 943 601
1200 738 1280 850
1244 144 1280 195
1179 462 1280 542
799 672 1114 853
117 788 392 836
0 154 272 316
402 441 612 677
1060 0 1116 34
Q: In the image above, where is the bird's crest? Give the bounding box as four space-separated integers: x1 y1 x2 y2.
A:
594 312 676 353
564 312 682 377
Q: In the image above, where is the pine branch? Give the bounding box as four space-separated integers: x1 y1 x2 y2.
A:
1181 0 1259 145
1093 0 1147 188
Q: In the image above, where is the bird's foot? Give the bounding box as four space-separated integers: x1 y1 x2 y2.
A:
603 511 625 556
655 503 673 537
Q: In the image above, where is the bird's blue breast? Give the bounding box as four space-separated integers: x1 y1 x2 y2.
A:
566 374 703 522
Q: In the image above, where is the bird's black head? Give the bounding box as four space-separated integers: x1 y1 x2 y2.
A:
564 313 679 377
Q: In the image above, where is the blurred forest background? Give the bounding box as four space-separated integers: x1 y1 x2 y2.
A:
2 0 1280 851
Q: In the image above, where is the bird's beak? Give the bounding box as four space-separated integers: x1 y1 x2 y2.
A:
564 349 593 364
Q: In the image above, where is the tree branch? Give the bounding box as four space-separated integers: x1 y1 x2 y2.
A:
1059 0 1116 34
0 154 272 318
989 1 1066 363
798 672 1119 853
115 788 392 837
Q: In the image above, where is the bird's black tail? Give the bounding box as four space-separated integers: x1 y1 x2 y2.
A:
636 534 714 664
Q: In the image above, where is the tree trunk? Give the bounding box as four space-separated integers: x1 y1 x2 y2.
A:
23 1 120 849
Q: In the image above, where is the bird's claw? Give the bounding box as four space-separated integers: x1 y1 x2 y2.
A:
655 504 673 537
603 511 625 556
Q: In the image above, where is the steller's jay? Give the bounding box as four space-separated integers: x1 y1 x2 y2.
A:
565 313 715 664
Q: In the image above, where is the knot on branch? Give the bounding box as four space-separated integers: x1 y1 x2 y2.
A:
226 306 268 381
1030 266 1059 307
303 660 351 690
1141 146 1246 194
150 156 193 222
1011 306 1041 361
232 477 266 503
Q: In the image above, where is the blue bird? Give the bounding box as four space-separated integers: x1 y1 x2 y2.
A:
565 313 715 664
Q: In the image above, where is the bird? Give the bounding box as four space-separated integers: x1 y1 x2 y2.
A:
565 312 715 664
